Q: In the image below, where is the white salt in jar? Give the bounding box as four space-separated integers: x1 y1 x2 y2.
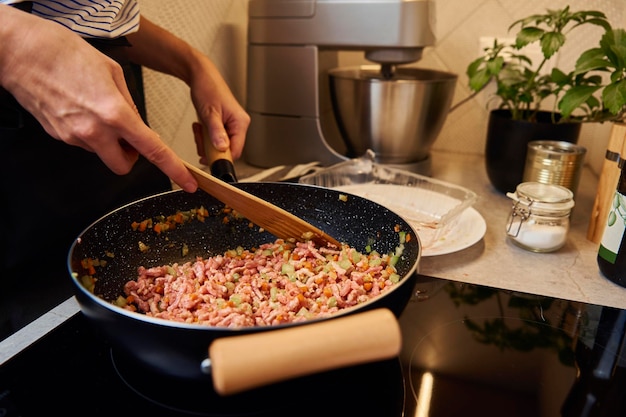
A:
505 182 575 253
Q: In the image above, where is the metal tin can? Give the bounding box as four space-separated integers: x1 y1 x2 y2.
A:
506 182 575 252
523 140 587 197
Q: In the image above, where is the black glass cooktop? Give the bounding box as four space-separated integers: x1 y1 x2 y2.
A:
2 275 625 417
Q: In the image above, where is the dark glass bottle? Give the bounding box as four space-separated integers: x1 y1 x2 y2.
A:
597 158 626 288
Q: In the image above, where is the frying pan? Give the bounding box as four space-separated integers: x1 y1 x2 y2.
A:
67 181 420 394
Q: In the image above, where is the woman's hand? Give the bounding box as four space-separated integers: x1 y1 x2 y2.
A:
0 5 198 192
189 54 250 163
125 17 250 164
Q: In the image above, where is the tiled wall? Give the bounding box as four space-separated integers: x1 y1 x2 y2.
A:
140 0 625 173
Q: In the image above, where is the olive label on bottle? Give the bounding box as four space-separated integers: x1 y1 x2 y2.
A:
599 191 626 263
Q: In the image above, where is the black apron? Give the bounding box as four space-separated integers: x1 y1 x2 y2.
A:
0 16 172 337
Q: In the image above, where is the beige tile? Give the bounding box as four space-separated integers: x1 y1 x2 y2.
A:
434 0 488 40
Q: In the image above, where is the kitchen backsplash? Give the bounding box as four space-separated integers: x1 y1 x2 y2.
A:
140 0 625 175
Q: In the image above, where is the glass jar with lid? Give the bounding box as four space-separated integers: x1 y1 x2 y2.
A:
506 182 575 252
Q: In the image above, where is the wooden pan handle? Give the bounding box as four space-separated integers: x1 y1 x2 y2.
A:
208 308 402 396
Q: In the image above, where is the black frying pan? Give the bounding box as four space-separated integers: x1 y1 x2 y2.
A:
67 182 421 393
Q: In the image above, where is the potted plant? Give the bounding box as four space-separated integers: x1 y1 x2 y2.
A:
466 7 626 193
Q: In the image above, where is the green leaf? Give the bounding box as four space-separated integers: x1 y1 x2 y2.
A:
575 48 612 73
550 68 569 85
541 32 566 58
577 17 612 32
603 79 626 115
486 56 505 74
600 29 626 68
465 57 484 77
585 95 601 111
468 68 492 91
609 38 626 70
516 27 544 48
559 85 600 118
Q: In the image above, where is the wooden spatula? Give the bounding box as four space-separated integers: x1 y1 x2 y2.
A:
183 160 340 248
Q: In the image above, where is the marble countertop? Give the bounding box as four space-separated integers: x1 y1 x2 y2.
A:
234 150 626 310
402 150 626 310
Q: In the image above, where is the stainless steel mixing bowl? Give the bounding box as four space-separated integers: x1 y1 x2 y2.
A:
329 65 457 164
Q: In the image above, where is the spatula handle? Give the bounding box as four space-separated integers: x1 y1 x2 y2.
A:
202 124 237 183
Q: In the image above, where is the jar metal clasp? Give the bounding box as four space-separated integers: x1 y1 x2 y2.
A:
506 196 534 238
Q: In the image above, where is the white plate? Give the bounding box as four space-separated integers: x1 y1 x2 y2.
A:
334 184 486 257
423 207 486 257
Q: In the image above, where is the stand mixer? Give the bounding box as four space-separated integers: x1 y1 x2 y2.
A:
243 0 456 175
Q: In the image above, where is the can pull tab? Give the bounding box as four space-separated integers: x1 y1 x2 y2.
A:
506 192 533 238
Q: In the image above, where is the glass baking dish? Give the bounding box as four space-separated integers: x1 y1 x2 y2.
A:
299 151 478 248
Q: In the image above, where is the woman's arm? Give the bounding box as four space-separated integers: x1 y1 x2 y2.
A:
0 5 198 192
126 17 250 160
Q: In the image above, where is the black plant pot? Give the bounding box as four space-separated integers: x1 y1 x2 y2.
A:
485 109 582 194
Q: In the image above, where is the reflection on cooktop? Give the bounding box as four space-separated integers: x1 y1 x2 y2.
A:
400 277 626 417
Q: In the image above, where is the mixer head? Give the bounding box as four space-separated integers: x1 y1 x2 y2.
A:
365 47 425 79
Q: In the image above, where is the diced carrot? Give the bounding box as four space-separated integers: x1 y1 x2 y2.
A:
364 282 373 291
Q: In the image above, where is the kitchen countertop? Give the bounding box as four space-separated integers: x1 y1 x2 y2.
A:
234 150 626 310
415 150 626 310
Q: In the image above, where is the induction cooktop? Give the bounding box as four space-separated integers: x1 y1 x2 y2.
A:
1 275 625 417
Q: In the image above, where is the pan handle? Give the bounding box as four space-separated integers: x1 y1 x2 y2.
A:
205 308 402 396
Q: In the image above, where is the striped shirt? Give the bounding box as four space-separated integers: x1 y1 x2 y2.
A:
1 0 140 38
